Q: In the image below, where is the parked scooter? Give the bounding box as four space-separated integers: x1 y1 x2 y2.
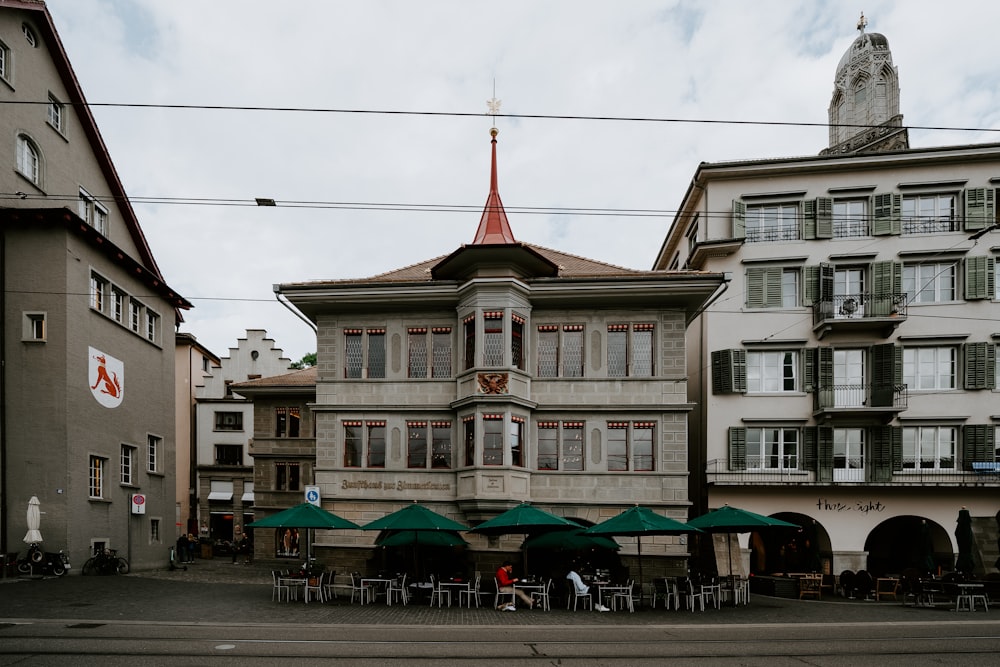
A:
16 543 70 577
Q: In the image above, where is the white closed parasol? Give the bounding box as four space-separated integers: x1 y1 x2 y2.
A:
23 496 43 544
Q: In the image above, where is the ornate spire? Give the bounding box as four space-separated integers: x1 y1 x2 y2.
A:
472 113 516 245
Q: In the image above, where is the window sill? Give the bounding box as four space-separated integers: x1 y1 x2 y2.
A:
88 497 111 504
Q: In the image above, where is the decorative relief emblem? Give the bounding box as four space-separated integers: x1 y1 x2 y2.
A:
89 346 124 408
477 372 509 394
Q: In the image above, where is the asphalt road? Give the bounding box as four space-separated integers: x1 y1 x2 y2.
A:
2 561 999 665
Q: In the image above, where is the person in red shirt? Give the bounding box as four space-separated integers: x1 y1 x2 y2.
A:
496 561 534 610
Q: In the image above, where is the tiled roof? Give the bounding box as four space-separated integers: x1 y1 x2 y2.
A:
230 366 317 389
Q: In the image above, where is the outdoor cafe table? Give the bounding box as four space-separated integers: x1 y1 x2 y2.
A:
954 582 988 611
595 583 633 611
437 580 470 607
278 574 308 602
515 580 545 608
361 577 392 605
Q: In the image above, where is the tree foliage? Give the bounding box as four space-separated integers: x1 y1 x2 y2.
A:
290 352 317 369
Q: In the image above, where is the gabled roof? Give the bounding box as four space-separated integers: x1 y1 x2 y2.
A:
3 1 179 308
230 366 318 394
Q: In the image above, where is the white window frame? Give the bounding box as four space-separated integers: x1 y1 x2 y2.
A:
0 39 10 82
120 444 136 485
16 134 40 185
833 428 865 482
47 93 64 133
145 309 159 343
90 273 108 312
79 188 109 235
111 288 126 324
902 262 956 303
147 434 161 473
903 346 957 391
746 427 799 471
22 312 46 341
833 199 869 238
129 300 142 333
902 426 956 470
89 455 106 499
745 203 800 243
746 350 798 393
902 193 958 234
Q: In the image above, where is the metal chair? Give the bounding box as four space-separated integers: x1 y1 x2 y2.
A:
349 572 372 604
680 577 704 611
494 576 515 609
530 578 552 611
651 577 676 610
271 570 291 602
565 579 592 610
388 573 409 606
304 571 326 604
459 573 481 608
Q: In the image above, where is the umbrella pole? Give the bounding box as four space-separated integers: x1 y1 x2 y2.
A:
637 537 644 607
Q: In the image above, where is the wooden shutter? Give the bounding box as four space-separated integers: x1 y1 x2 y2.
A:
964 187 995 231
803 265 819 306
711 349 746 394
732 200 746 239
802 346 816 392
964 256 995 300
871 426 899 482
815 197 833 239
816 346 833 409
819 263 834 301
963 342 996 390
803 199 816 240
729 427 747 471
817 427 833 482
746 268 782 308
870 261 901 316
802 426 817 473
873 193 901 236
871 343 901 407
962 425 994 469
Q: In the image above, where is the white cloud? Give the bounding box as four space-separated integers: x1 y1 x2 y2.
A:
43 0 1000 361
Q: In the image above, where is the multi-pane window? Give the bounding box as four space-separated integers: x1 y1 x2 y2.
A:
833 428 865 482
902 262 956 303
275 407 301 437
746 427 799 470
0 40 8 81
120 445 135 485
341 421 384 468
483 415 504 465
607 324 654 377
746 267 799 309
431 421 452 468
90 273 108 312
510 417 525 467
746 350 798 393
408 327 453 378
150 519 160 543
275 462 300 491
536 421 585 471
344 328 385 378
215 444 242 466
145 309 159 343
111 289 125 323
47 93 64 132
483 311 504 367
147 435 160 473
407 421 428 468
902 426 956 470
833 200 869 238
16 134 40 184
24 312 45 341
89 456 105 498
463 316 475 370
463 417 475 467
607 421 656 471
903 347 956 390
79 189 109 235
902 194 958 234
745 203 799 242
214 412 243 431
537 325 585 377
512 314 525 370
129 301 142 333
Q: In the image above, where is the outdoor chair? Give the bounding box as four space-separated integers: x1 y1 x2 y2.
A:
304 571 326 604
271 570 291 602
322 570 339 600
651 577 677 610
459 573 481 608
565 579 592 611
609 580 635 612
349 572 372 604
387 573 409 606
429 574 452 608
530 578 552 611
679 578 704 612
699 575 721 609
494 576 516 609
798 573 822 600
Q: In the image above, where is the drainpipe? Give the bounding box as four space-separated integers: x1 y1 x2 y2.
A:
273 285 317 333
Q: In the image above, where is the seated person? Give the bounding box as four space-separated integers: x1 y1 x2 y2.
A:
566 567 610 612
496 561 535 611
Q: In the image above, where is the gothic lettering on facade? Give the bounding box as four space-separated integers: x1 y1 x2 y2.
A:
340 479 451 492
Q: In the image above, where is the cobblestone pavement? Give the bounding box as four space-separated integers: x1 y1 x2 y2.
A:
1 558 993 627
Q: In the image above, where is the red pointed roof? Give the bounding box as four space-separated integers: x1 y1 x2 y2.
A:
472 128 516 245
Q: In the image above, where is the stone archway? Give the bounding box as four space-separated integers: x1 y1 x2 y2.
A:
751 512 831 575
864 515 949 577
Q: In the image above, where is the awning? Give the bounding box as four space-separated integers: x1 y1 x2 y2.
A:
241 491 255 502
208 480 233 501
208 491 233 501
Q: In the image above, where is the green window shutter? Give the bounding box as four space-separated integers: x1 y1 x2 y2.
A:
802 346 816 392
815 197 833 239
962 425 994 468
871 427 898 482
819 263 834 301
732 200 746 239
963 342 996 390
816 347 834 409
802 426 817 472
746 268 782 308
873 193 901 236
870 261 901 316
964 256 995 300
817 427 833 482
803 265 819 306
711 349 746 394
871 343 901 407
803 199 816 240
964 187 995 231
729 427 747 471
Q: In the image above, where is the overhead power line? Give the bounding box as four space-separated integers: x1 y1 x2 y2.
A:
2 99 999 134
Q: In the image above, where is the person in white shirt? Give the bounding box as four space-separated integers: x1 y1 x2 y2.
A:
566 567 610 612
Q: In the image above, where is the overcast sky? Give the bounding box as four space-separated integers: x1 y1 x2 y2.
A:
44 0 1000 363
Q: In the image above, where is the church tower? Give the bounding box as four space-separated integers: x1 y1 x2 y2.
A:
821 13 909 155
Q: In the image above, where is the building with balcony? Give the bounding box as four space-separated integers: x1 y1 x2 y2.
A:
655 20 999 577
257 127 727 577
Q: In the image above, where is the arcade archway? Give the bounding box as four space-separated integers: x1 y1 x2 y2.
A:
864 515 949 577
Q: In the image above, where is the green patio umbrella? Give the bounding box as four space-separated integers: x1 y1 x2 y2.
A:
469 502 578 536
361 502 468 533
247 502 360 561
523 527 620 552
376 530 469 548
688 504 798 582
584 506 702 593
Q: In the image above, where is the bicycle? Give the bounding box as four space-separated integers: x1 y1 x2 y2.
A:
81 548 129 575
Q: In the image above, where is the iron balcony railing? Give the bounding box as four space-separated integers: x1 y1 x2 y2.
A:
812 292 907 326
705 459 1000 486
814 383 908 411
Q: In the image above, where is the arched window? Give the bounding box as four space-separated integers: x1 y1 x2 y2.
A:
16 134 40 185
